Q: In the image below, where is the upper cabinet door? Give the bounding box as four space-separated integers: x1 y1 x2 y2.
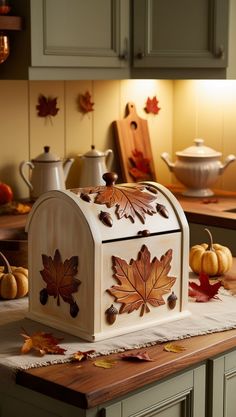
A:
30 0 129 69
133 0 229 69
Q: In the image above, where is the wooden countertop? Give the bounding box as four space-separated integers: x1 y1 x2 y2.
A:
16 328 236 409
2 187 236 409
0 213 28 240
168 185 236 229
16 260 236 410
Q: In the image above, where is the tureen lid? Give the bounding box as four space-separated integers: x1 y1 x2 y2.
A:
83 145 105 157
33 146 60 162
176 138 222 158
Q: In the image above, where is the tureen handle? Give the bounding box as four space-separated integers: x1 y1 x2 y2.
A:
161 152 175 172
219 154 236 174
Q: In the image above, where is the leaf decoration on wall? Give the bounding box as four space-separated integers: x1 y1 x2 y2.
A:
20 328 66 356
107 245 176 316
144 96 161 115
129 149 153 181
36 94 59 118
78 91 94 113
40 249 81 317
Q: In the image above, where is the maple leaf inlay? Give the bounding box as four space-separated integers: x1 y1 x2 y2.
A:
40 249 81 315
107 245 176 316
73 184 157 224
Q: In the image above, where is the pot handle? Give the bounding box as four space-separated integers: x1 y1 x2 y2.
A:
19 161 34 191
161 152 175 172
105 149 114 169
219 154 236 174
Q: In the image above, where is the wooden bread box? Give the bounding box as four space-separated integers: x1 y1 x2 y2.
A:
26 173 190 342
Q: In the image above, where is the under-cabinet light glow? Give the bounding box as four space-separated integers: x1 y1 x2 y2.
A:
195 80 236 99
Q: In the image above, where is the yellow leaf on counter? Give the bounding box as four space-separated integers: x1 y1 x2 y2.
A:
163 343 186 353
93 358 117 369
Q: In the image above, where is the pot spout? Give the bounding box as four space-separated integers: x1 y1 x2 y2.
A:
161 152 175 172
219 154 236 175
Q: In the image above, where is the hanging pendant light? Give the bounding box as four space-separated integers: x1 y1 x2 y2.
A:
0 33 9 63
0 0 11 64
0 0 11 15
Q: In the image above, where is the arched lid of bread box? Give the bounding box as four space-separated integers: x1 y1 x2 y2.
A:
26 174 188 244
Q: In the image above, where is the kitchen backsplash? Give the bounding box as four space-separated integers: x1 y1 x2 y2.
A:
0 79 235 199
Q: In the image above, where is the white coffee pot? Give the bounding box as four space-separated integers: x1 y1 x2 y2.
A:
78 145 114 187
19 146 74 200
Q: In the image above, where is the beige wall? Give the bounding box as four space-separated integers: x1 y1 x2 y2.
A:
0 79 236 200
0 79 173 199
173 80 236 191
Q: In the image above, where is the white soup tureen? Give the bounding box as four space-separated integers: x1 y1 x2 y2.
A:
161 138 236 197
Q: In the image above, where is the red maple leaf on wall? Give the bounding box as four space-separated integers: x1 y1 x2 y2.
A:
145 96 161 115
36 94 60 118
79 91 94 113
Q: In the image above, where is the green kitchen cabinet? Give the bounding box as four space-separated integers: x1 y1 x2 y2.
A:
28 0 229 80
28 0 130 80
0 0 230 79
132 0 229 79
208 350 236 417
103 365 206 417
0 364 206 417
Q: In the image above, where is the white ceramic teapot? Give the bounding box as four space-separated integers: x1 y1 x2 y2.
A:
19 146 74 200
78 145 114 187
161 138 236 197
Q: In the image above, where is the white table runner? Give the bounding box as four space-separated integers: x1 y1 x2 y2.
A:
1 287 236 381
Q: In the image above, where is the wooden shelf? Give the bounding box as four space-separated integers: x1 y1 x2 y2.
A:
0 15 22 30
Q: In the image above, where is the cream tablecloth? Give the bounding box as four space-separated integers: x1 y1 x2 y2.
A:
1 286 236 382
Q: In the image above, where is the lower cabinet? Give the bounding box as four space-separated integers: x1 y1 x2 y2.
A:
208 350 236 417
0 365 206 417
3 352 236 417
103 365 206 417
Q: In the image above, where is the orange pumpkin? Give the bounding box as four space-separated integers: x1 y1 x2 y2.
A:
189 228 233 276
0 252 28 299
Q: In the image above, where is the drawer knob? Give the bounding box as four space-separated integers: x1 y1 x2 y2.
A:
138 229 150 237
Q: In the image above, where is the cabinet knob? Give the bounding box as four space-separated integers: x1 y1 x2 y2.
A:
215 46 224 59
119 38 129 61
119 51 128 61
136 51 144 60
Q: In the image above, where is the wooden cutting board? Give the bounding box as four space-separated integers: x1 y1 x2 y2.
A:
113 102 156 183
